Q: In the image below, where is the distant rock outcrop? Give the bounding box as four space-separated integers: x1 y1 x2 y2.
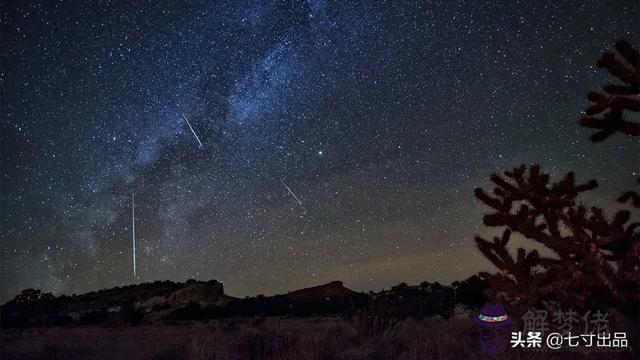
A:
0 279 234 327
1 276 487 328
137 281 233 319
286 281 357 300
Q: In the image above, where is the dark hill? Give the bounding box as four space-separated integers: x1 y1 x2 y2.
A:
1 277 487 328
0 279 234 327
286 281 357 299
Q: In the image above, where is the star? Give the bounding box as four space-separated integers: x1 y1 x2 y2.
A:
0 0 636 301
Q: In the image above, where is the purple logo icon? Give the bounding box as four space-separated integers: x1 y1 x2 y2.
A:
476 302 512 355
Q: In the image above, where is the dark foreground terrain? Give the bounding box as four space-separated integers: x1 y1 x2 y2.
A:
1 279 638 359
1 317 636 360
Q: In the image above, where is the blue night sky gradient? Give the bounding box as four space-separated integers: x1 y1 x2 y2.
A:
1 0 638 301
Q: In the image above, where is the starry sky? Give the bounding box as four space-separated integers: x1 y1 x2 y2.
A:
1 1 638 302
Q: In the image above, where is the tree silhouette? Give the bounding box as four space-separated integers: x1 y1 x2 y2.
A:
474 40 640 318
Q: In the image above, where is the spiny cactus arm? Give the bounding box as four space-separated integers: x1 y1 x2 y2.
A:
475 166 598 255
611 210 632 229
481 166 596 211
614 39 639 69
601 212 640 259
618 191 640 208
618 178 640 208
580 114 640 141
584 92 640 113
563 206 589 235
489 173 523 198
620 239 640 283
475 230 559 283
581 39 640 142
553 172 598 199
474 187 507 211
587 250 622 299
475 231 515 273
599 39 639 83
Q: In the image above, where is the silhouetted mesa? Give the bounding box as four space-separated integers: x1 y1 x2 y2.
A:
1 277 488 328
286 281 357 300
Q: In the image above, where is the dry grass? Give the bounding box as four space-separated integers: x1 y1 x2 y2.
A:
0 317 635 360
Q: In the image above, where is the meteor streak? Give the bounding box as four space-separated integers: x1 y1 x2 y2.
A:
280 178 303 206
183 115 203 149
131 193 137 278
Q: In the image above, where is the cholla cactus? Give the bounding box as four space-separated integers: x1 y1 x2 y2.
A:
475 39 640 318
474 165 639 317
582 39 640 214
580 39 639 142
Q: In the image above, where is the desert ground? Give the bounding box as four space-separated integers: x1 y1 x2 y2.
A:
1 317 635 360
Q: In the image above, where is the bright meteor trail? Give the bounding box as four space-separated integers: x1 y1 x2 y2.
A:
183 115 203 149
280 178 303 206
131 193 137 279
4 0 636 310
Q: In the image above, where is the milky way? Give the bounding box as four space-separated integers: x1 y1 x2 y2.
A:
1 1 638 301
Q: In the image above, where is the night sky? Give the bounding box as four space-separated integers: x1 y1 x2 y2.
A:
1 1 638 302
